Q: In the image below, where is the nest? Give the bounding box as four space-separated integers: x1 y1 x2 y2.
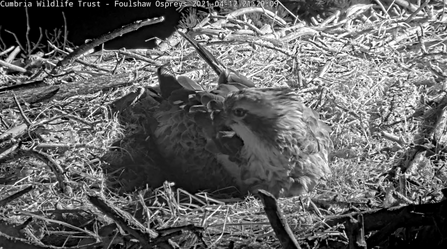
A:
1 1 447 248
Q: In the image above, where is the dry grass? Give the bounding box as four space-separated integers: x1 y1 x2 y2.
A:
1 3 447 248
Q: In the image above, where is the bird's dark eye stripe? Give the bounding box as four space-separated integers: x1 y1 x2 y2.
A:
233 108 247 117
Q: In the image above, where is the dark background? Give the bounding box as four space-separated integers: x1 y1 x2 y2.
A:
0 0 185 51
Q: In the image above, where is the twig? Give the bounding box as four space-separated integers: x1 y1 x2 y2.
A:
0 46 15 57
389 0 419 12
374 0 391 18
150 225 206 247
212 15 265 35
214 7 287 27
0 186 34 207
118 50 163 66
381 131 406 146
12 92 32 126
218 35 293 57
62 11 68 50
405 0 431 23
54 16 165 70
5 46 21 63
19 211 99 240
325 199 447 248
0 142 20 161
345 214 367 249
47 41 112 73
0 59 27 73
29 150 70 194
0 86 59 109
88 194 157 249
0 230 49 249
258 190 301 249
25 6 31 55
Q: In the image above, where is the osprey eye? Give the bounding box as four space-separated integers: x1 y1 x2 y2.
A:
232 108 247 117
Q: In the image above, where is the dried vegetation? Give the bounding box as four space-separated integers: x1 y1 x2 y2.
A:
1 0 447 248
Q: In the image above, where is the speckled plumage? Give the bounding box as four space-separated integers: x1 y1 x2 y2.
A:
220 88 332 197
151 32 332 197
147 66 242 194
152 95 240 193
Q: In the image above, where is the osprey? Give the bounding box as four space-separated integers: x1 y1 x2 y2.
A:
151 31 332 197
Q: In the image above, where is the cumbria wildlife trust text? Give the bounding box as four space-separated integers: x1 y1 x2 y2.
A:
0 0 187 8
